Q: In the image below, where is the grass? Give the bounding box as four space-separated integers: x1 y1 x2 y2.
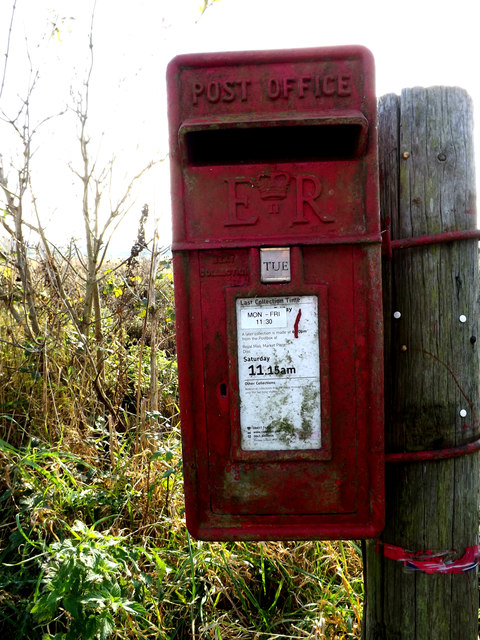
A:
0 249 364 639
0 432 364 639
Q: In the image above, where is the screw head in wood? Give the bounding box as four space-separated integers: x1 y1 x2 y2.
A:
402 152 410 159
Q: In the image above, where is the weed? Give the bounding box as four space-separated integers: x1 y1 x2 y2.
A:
31 522 147 640
0 253 365 639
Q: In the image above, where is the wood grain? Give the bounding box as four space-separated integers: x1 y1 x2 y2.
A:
363 87 479 639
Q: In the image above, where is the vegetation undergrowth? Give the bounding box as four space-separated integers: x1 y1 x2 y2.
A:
0 246 363 640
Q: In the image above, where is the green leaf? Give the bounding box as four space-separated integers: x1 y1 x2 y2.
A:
63 593 81 618
79 592 107 608
31 590 62 622
98 612 115 640
120 600 147 616
109 581 121 598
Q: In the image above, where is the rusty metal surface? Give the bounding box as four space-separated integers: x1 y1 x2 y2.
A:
167 45 384 540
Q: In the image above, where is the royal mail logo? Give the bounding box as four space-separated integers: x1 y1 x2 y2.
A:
224 173 336 226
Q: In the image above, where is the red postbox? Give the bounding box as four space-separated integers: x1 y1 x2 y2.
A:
167 45 384 540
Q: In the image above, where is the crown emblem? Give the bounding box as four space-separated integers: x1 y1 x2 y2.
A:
255 172 290 201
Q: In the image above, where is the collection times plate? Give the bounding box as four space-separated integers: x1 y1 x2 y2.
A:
236 295 321 451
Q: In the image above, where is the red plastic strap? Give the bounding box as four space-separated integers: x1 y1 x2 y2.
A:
382 227 480 257
379 224 480 574
377 541 480 574
385 436 480 463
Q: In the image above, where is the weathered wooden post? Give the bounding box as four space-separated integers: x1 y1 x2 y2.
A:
363 87 479 638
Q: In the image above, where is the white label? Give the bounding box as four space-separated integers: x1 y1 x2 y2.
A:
236 296 321 451
260 247 291 283
239 306 287 329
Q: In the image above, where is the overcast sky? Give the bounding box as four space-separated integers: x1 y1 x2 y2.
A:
0 0 478 253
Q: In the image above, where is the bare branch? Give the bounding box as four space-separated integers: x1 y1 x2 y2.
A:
0 0 17 101
96 157 163 250
73 243 88 273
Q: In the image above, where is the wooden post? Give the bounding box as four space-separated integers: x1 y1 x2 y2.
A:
363 88 479 639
